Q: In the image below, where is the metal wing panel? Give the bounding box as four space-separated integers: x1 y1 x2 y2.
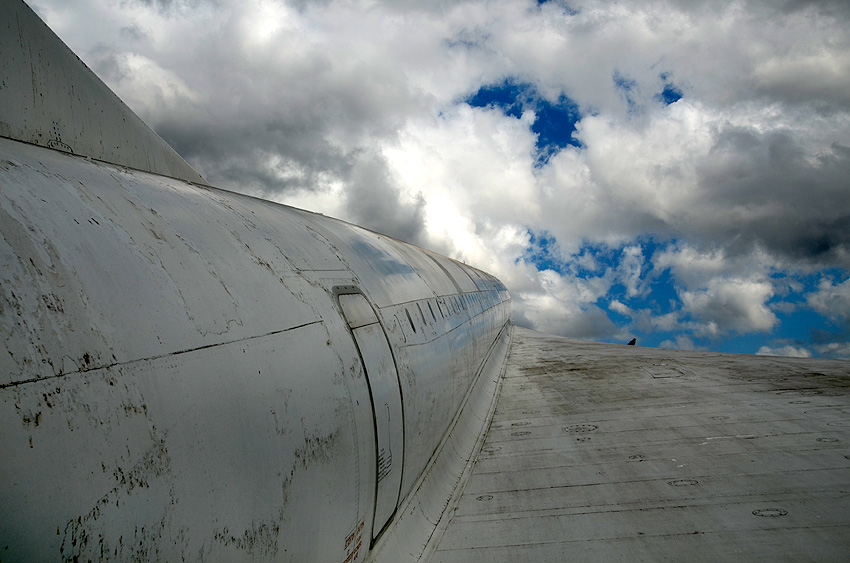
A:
426 327 850 561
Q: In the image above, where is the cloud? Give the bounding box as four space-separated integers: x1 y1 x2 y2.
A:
659 336 700 351
756 345 812 358
512 268 617 338
649 243 780 336
807 277 850 321
813 342 850 360
681 279 778 336
343 151 427 245
29 0 850 354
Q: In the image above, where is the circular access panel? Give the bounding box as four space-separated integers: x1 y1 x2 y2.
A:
668 479 699 487
753 508 787 517
563 424 599 433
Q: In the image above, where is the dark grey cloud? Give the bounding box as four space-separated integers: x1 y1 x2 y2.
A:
694 129 850 268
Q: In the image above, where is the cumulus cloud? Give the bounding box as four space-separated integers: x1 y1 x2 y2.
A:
29 0 850 354
682 279 777 335
513 268 617 338
756 345 812 358
807 277 850 321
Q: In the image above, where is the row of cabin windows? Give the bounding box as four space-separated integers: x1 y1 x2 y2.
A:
402 290 504 335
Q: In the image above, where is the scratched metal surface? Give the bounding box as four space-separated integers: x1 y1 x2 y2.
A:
0 136 510 561
428 327 850 562
0 0 205 184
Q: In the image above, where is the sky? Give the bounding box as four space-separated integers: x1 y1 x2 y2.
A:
27 0 850 358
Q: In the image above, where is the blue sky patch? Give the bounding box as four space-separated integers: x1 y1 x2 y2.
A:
466 80 527 119
465 79 582 164
521 232 847 357
658 84 683 104
656 73 683 104
535 0 579 15
521 229 567 274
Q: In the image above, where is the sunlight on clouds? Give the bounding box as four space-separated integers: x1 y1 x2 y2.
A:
608 299 632 317
240 1 294 47
514 269 616 338
652 245 731 287
618 245 647 297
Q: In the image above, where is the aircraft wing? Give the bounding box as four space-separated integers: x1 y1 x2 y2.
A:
421 327 850 561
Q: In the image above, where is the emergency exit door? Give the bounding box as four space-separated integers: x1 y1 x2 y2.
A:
338 293 404 539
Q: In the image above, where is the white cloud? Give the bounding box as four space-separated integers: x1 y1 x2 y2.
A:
680 278 778 335
659 335 699 351
807 277 850 321
618 245 647 297
609 299 632 317
652 244 733 289
756 345 812 358
91 51 203 119
28 0 850 349
513 268 615 338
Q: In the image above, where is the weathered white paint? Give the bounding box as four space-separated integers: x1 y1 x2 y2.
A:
0 2 516 560
0 132 511 561
339 292 405 539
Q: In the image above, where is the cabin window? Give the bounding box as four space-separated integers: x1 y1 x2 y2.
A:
405 308 416 333
417 302 427 325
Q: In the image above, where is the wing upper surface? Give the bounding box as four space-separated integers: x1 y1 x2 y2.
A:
427 327 850 561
